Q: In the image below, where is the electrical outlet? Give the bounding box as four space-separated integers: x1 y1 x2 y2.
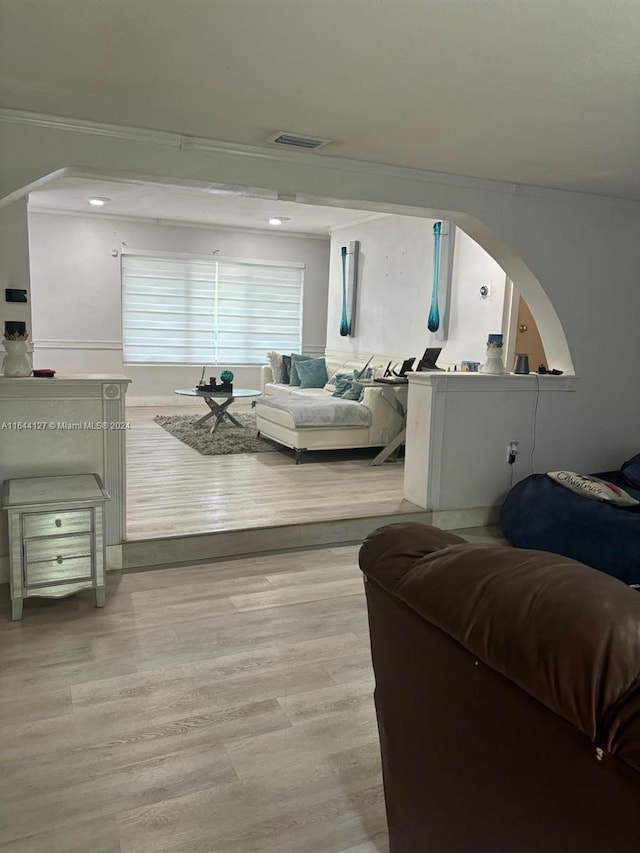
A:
506 441 519 464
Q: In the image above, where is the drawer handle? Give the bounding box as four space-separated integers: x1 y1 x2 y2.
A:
55 518 62 528
56 555 63 564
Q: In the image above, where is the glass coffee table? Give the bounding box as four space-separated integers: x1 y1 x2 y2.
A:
175 388 262 434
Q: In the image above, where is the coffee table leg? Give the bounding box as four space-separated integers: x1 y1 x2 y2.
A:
225 409 244 428
194 399 218 427
209 397 241 433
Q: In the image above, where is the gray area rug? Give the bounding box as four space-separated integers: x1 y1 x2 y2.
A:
154 411 278 456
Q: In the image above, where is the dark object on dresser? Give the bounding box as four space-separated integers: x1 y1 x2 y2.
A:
359 522 640 853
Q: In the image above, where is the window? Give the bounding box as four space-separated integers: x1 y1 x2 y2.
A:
121 252 304 364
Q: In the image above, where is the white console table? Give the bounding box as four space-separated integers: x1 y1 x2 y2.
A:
3 474 110 620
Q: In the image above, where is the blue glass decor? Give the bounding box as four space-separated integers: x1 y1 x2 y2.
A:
340 245 350 336
428 221 442 332
339 241 360 337
220 369 234 383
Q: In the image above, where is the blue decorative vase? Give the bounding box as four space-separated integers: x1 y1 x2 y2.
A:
428 221 441 333
339 246 350 336
220 370 234 383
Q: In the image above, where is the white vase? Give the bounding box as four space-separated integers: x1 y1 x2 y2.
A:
2 340 33 377
480 345 505 375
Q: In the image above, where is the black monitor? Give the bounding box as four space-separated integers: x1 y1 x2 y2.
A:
396 358 417 377
418 347 444 371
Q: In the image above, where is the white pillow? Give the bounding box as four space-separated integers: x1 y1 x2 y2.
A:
266 351 284 384
547 471 639 507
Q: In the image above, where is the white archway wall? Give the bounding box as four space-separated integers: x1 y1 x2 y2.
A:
2 112 640 479
452 214 573 372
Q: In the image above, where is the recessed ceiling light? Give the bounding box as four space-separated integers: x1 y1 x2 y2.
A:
89 197 111 207
269 216 290 225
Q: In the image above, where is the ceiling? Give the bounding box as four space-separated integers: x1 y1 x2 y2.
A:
27 176 380 235
2 0 640 200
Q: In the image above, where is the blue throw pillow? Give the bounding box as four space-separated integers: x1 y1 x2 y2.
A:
333 380 364 401
622 453 640 488
332 377 353 397
289 353 314 386
341 381 364 401
295 357 328 389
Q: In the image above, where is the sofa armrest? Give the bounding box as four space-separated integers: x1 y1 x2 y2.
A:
360 522 640 767
360 384 408 444
260 364 273 394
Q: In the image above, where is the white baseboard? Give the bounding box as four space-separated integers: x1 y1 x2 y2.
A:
430 505 501 529
106 545 122 571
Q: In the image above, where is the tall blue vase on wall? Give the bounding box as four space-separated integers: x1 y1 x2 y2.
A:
428 221 442 333
340 245 350 336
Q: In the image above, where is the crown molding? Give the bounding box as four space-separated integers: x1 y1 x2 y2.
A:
27 204 330 240
328 213 390 233
3 108 639 209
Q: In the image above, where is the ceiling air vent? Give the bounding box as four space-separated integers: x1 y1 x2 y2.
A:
264 131 332 151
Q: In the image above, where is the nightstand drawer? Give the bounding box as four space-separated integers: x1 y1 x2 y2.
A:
25 555 93 587
23 509 92 539
25 533 92 564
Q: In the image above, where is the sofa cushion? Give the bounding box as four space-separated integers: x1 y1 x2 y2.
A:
295 356 328 388
289 387 327 399
289 354 315 386
623 453 640 488
256 394 371 427
264 382 295 396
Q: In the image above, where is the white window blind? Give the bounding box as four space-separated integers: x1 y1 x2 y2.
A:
122 254 303 365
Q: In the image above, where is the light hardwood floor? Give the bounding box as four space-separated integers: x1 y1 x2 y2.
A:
0 544 390 853
126 406 421 541
0 404 506 851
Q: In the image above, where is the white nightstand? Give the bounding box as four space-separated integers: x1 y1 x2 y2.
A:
3 474 110 620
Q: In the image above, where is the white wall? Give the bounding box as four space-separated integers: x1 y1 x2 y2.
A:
443 227 506 366
0 198 31 337
27 212 329 403
2 115 640 495
405 372 578 515
326 214 506 365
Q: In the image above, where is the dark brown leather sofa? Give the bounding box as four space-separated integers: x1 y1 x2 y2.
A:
359 523 640 853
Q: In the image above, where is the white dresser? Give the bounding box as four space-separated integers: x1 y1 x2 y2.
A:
3 474 110 620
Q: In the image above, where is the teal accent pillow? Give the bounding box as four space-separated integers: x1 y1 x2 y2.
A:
295 357 328 389
289 353 314 386
341 381 364 401
332 377 353 397
333 380 364 401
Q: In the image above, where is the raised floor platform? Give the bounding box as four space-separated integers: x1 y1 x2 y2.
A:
125 406 425 569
